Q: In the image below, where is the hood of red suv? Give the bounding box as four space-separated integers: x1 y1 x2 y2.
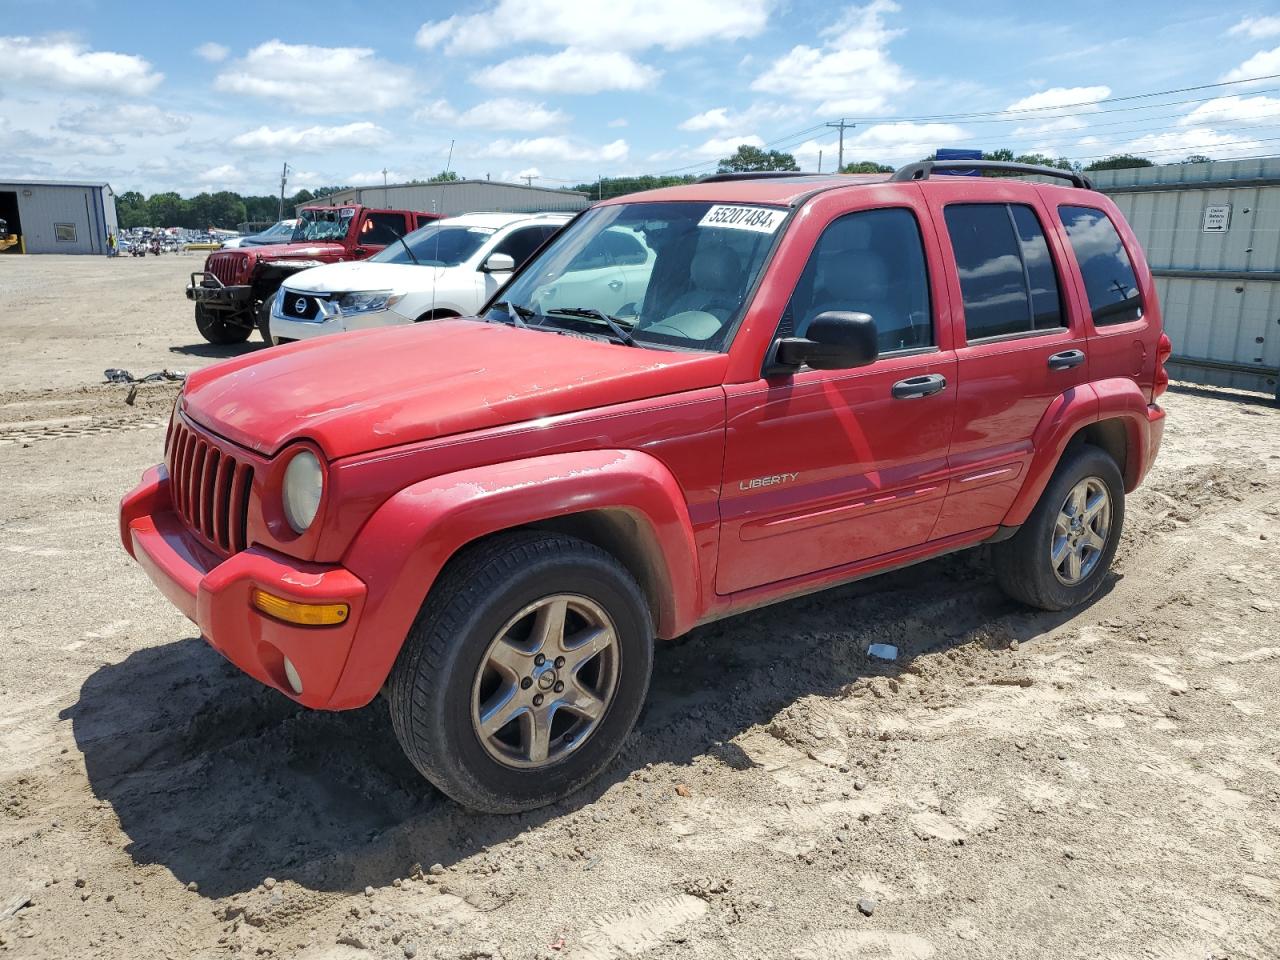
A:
181 319 728 459
245 240 347 262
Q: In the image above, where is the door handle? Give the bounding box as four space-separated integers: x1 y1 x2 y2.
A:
1048 349 1086 371
891 374 947 399
608 279 623 290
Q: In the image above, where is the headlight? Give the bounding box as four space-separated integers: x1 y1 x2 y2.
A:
337 290 403 314
282 450 323 533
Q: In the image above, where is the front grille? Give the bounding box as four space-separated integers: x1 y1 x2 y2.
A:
206 253 245 286
167 418 253 554
282 292 320 320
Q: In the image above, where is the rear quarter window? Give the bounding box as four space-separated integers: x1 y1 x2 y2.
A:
1058 206 1143 326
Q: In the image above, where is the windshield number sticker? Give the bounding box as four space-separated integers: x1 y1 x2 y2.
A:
699 205 785 234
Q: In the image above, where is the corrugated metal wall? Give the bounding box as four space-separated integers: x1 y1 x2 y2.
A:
305 180 590 217
1093 158 1280 397
0 182 115 255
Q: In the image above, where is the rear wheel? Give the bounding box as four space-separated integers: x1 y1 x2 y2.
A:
993 444 1124 611
194 303 251 345
388 532 654 813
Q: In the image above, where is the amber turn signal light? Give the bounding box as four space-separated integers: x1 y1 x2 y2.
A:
251 589 349 626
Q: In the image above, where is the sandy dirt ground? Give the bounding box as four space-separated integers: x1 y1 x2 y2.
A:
1 255 1279 960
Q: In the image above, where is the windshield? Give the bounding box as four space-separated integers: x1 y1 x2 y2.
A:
262 220 295 239
369 222 496 266
485 201 784 351
292 208 354 243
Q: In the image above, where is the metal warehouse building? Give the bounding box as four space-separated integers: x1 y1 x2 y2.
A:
0 179 119 255
1092 158 1280 399
301 179 589 217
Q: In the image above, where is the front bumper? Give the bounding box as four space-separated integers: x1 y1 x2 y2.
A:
120 465 368 709
187 272 253 307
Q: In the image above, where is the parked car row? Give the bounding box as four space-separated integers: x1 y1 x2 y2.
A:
132 163 1171 813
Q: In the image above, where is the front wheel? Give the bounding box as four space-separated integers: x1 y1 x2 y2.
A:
194 303 251 345
388 532 654 813
993 443 1125 611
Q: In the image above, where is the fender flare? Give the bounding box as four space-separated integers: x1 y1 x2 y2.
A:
329 448 701 708
1003 378 1158 526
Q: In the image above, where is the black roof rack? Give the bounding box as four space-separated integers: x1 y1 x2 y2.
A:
890 160 1094 190
696 171 834 183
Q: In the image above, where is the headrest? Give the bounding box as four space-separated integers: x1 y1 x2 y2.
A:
690 245 741 292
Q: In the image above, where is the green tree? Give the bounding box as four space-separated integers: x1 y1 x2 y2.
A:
1084 154 1154 172
116 191 148 229
146 192 186 227
429 171 460 182
567 174 698 200
840 160 894 173
716 144 799 173
1182 154 1212 164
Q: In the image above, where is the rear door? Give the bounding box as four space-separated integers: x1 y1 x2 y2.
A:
923 184 1091 539
716 198 958 595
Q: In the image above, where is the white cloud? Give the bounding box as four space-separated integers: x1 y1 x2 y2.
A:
680 108 732 132
607 117 629 128
231 121 390 151
1227 16 1280 40
0 36 162 95
1005 85 1110 113
480 136 630 164
214 41 413 113
1118 126 1267 161
58 103 190 136
347 169 408 185
472 49 660 94
1222 45 1280 84
842 122 968 164
416 0 771 54
414 98 568 131
751 0 909 114
515 167 543 180
679 102 803 132
194 42 229 62
197 163 244 182
693 134 764 157
1012 116 1088 137
1179 94 1280 125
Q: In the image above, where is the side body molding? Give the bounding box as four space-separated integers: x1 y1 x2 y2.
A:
332 449 702 708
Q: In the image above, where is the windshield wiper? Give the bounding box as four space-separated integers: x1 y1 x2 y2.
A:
544 307 638 346
491 300 532 328
391 228 420 266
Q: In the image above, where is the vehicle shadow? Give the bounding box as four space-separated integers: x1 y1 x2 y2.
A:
62 552 1116 899
169 341 265 360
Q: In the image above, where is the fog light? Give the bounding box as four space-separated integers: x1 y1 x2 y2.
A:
282 657 304 695
252 589 349 626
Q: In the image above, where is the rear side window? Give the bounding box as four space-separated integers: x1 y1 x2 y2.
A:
785 207 933 353
360 212 409 246
1059 206 1143 326
943 203 1065 340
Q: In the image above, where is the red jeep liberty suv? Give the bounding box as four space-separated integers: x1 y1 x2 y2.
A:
121 162 1170 812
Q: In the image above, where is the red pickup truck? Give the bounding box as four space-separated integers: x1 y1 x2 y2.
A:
124 162 1169 812
187 205 442 345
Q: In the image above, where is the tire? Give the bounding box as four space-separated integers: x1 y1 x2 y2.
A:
194 303 252 345
993 443 1125 611
255 299 274 345
388 532 654 813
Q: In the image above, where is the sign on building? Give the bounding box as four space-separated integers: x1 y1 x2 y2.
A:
1202 204 1231 233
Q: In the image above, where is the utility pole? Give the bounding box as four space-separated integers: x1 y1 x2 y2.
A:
277 162 290 220
382 167 389 206
824 119 855 173
524 175 534 186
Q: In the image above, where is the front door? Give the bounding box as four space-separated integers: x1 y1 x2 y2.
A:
717 204 957 595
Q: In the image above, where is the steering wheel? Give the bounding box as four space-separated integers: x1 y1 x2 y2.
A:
640 310 724 340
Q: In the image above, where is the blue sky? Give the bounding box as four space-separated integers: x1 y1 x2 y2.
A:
2 0 1280 195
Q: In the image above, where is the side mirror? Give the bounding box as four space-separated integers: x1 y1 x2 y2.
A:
480 252 516 273
769 311 879 373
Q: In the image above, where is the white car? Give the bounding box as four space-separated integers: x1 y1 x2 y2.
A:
221 219 299 249
265 212 572 344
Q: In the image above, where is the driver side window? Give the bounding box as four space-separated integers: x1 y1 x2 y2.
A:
784 208 933 353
